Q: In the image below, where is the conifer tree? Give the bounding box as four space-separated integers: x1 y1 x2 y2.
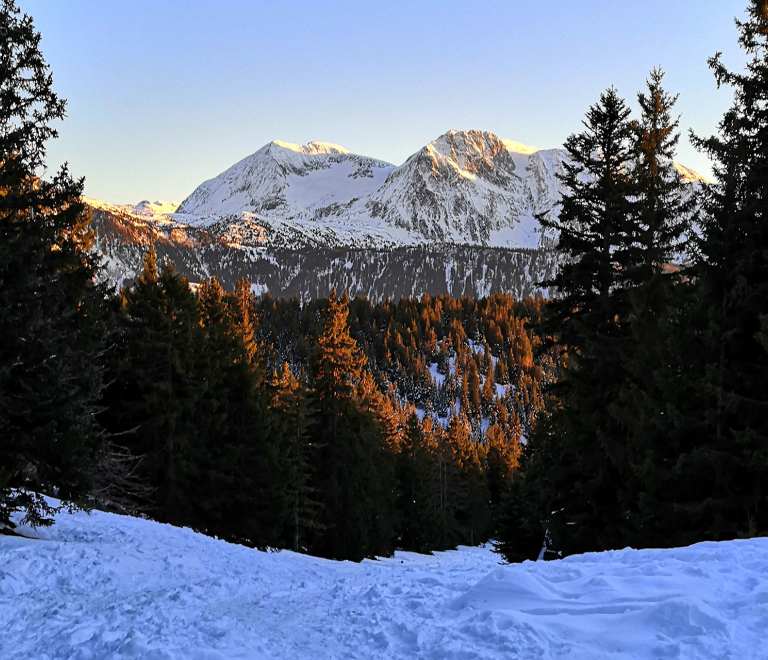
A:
104 250 207 523
308 290 393 560
355 371 399 553
484 413 520 511
0 0 107 528
270 364 319 552
665 0 768 542
500 88 637 559
194 277 261 542
615 70 695 545
443 412 490 546
228 277 260 364
396 412 443 553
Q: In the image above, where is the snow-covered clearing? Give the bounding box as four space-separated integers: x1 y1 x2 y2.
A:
1 504 766 659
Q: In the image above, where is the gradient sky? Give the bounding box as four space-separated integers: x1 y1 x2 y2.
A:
25 0 748 204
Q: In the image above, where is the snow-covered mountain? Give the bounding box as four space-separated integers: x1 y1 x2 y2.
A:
86 129 707 299
360 131 564 247
89 197 557 300
174 130 569 250
173 129 705 251
84 197 180 218
177 141 393 221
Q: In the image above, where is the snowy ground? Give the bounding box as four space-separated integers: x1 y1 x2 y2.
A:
1 505 766 659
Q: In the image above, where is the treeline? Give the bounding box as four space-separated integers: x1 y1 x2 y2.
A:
98 249 550 559
496 5 768 560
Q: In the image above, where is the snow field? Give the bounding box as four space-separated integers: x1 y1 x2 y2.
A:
1 504 767 659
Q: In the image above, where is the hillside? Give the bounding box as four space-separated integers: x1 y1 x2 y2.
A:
1 502 763 659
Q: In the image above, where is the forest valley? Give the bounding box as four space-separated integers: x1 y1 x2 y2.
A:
1 0 767 563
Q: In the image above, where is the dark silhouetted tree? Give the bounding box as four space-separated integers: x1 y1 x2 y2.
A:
0 0 107 528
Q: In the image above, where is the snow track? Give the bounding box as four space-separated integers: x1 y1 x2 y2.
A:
1 506 766 659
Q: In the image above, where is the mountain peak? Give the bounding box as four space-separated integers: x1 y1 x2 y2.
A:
673 162 711 184
420 130 541 174
173 129 707 246
268 140 350 156
416 130 511 180
134 200 180 215
501 139 541 155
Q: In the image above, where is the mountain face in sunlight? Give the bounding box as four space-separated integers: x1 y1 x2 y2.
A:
174 130 568 251
86 129 706 300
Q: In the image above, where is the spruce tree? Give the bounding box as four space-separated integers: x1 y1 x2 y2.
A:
271 363 319 552
444 412 490 546
616 70 696 546
500 88 636 559
103 250 207 524
308 290 392 560
667 0 768 542
194 277 257 542
396 412 443 553
354 370 398 555
0 0 106 528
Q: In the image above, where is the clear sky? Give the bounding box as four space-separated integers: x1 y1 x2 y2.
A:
25 0 748 204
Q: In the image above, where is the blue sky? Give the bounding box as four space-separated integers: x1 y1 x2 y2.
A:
26 0 747 204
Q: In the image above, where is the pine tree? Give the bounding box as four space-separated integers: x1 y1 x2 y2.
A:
493 447 547 563
0 0 107 528
193 277 256 542
396 412 443 553
228 277 260 364
355 371 399 555
308 290 393 560
484 414 520 512
103 250 207 524
615 70 696 546
271 363 320 552
664 0 768 543
500 88 637 559
443 412 490 546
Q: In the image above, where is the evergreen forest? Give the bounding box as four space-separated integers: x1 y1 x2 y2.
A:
1 0 767 563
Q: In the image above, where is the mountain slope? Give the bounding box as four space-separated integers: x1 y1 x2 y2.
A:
361 130 565 247
174 129 704 251
177 140 394 221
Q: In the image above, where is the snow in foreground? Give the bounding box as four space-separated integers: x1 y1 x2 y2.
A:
1 506 766 659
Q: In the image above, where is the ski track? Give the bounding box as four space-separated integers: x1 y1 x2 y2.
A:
1 506 767 659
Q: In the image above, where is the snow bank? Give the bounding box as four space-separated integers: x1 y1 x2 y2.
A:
1 504 765 659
